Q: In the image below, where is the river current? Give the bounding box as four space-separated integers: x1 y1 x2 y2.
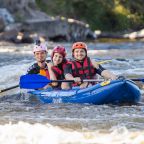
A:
0 40 144 144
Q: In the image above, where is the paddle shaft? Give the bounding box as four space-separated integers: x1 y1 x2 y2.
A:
50 79 103 83
97 60 112 64
0 85 19 93
50 78 143 83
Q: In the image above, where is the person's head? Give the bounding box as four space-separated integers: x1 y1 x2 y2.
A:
33 42 48 63
72 42 87 61
51 46 66 66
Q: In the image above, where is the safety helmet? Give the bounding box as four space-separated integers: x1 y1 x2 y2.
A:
51 45 66 59
72 42 87 52
33 43 47 53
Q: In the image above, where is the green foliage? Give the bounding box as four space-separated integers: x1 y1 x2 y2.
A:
35 0 144 32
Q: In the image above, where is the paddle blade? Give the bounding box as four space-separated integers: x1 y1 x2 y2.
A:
20 74 51 89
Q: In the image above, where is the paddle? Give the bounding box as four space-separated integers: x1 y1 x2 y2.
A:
20 74 144 89
19 74 103 89
0 84 19 93
97 60 112 64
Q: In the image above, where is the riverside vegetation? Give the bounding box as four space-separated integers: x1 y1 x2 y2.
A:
36 0 144 32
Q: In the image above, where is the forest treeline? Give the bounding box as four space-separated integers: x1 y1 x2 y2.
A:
36 0 144 32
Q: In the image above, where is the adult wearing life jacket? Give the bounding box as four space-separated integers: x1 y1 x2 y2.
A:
51 45 69 89
27 40 57 89
64 42 117 88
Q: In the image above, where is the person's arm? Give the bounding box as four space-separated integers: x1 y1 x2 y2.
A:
101 70 117 80
91 60 117 80
46 62 58 87
64 64 81 82
46 62 57 80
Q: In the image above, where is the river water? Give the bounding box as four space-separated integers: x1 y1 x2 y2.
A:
0 40 144 144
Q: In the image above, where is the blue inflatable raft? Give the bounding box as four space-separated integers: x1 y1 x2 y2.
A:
28 80 141 105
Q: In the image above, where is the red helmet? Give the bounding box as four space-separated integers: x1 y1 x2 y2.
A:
51 46 66 59
72 42 87 52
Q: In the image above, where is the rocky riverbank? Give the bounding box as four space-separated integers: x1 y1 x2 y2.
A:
0 0 144 44
0 0 96 43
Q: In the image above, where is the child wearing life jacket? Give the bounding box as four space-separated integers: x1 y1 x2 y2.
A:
27 40 57 89
64 42 117 89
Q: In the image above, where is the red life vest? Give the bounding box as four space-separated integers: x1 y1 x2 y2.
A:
52 66 63 79
71 57 96 79
52 59 69 80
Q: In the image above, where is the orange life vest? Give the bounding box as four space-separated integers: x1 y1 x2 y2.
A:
39 69 50 79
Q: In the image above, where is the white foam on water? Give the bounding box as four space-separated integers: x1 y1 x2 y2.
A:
0 45 31 53
0 44 54 56
0 62 31 88
123 68 144 75
0 49 16 52
0 121 144 144
88 49 108 55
